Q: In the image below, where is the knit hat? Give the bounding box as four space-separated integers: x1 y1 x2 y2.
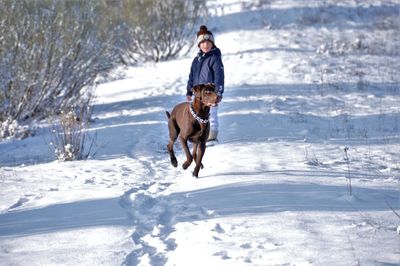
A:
196 25 215 47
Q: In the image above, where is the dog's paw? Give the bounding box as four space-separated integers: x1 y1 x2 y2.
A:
182 160 192 170
171 158 178 167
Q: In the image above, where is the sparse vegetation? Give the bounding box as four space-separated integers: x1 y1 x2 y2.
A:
49 95 96 161
114 0 208 63
343 146 352 196
0 0 117 141
0 0 207 155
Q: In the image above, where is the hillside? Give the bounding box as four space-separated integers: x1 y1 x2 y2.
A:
0 1 399 265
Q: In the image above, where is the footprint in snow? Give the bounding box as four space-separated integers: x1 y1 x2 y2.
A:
212 223 225 234
213 250 231 260
240 243 252 249
165 238 177 251
200 207 215 217
84 177 96 184
8 196 30 210
243 257 252 263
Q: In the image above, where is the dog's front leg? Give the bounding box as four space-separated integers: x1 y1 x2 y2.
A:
179 136 193 170
192 144 204 170
193 143 206 178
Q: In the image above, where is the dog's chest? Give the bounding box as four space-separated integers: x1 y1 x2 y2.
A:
188 122 209 143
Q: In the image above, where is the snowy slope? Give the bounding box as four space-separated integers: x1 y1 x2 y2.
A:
1 1 399 265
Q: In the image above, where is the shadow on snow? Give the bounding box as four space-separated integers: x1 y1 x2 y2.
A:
168 182 398 218
0 198 131 238
210 4 400 33
0 181 397 238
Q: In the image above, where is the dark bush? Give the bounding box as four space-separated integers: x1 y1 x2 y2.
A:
0 0 118 139
114 0 208 63
0 0 208 145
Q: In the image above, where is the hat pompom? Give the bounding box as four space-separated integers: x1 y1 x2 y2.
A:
196 25 215 47
197 25 210 37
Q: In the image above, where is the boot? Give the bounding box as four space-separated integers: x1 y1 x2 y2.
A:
207 130 218 141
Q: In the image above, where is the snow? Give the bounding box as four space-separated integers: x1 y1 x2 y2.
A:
1 0 399 265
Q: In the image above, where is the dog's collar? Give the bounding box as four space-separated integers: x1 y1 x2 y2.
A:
189 103 209 124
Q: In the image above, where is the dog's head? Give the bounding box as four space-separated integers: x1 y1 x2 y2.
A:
192 83 219 107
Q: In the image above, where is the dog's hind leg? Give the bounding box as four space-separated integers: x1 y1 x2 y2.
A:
167 141 178 167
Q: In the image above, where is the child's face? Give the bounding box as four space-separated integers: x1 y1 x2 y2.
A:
199 40 213 54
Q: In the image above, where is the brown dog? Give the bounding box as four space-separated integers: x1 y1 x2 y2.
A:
166 83 219 177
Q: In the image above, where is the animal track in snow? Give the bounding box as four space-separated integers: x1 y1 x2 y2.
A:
213 250 231 260
240 243 252 249
212 223 226 234
8 196 30 210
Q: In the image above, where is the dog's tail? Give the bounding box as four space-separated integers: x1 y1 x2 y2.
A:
165 111 171 119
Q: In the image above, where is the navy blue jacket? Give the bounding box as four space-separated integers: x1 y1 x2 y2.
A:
186 47 224 97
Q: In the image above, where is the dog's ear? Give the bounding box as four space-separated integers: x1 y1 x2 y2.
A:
192 85 203 97
204 83 216 92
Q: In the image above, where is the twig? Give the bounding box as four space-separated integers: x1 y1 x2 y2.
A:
385 200 400 220
344 146 352 196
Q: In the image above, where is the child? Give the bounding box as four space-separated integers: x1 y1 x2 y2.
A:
186 25 225 141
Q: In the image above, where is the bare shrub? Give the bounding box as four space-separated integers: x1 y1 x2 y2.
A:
0 0 117 139
49 95 97 161
343 146 352 196
0 119 32 140
241 0 272 10
0 0 209 143
305 145 323 166
115 0 208 63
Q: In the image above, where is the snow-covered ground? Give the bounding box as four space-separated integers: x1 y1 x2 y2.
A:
1 0 399 265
